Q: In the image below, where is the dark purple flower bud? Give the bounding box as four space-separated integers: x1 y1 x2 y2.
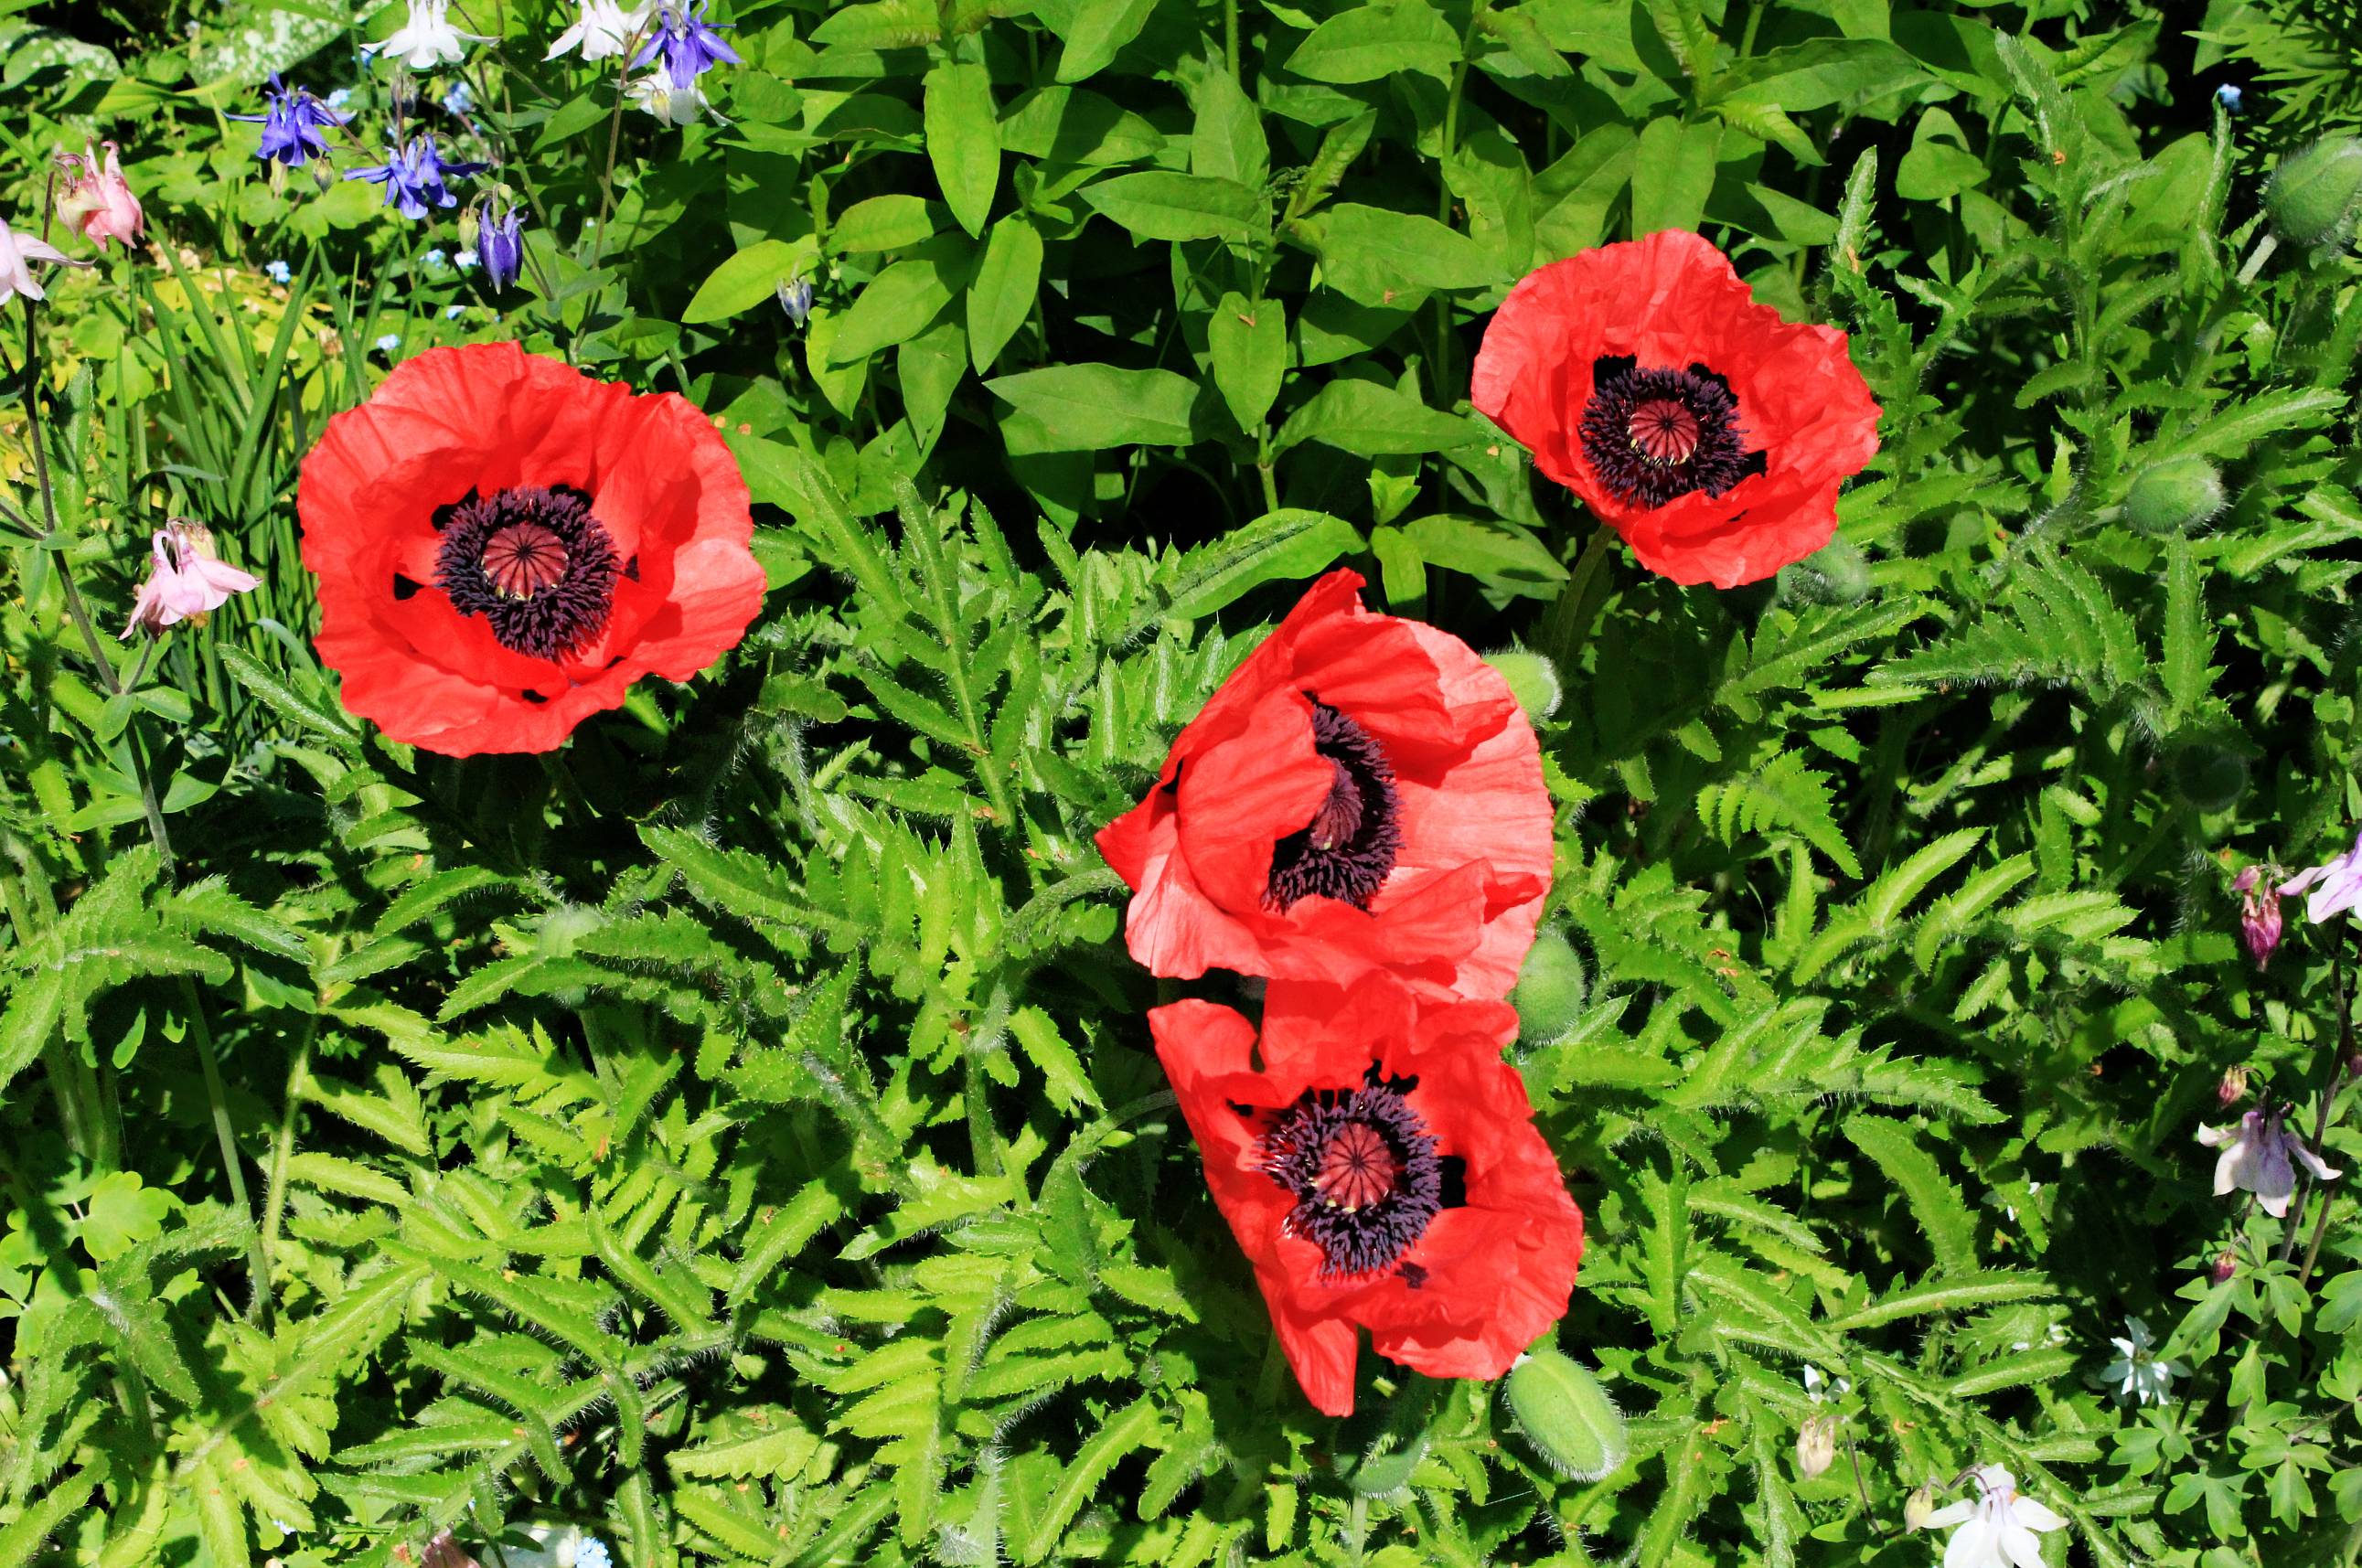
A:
2233 863 2284 970
227 73 352 168
2210 1250 2237 1284
480 204 525 293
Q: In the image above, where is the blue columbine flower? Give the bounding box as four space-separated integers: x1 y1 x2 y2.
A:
575 1539 613 1568
776 274 812 326
2217 83 2243 112
375 333 402 354
345 133 486 219
633 0 739 91
228 74 352 167
479 203 526 292
264 259 293 284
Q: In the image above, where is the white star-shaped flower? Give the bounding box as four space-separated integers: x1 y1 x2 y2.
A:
2098 1316 2181 1407
1921 1466 2068 1568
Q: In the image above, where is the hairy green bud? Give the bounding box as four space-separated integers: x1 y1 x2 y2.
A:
2171 745 2248 815
1503 1349 1628 1480
2267 137 2362 246
1513 930 1587 1044
1776 535 1871 605
2123 455 2225 535
1486 649 1564 722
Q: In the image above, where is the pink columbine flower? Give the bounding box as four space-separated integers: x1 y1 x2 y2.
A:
121 522 260 638
2196 1104 2343 1219
0 219 86 304
2233 864 2284 969
57 142 144 250
2280 831 2362 923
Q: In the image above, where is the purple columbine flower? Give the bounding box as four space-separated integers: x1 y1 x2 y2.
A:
228 74 352 167
479 203 526 292
2196 1103 2343 1218
2233 864 2285 969
345 133 486 220
2279 830 2362 923
633 0 739 91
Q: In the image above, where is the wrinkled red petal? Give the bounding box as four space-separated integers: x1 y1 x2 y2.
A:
1473 229 1881 589
1152 976 1585 1417
1098 570 1555 997
299 343 764 755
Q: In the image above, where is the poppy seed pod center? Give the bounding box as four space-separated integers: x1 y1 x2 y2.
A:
1579 357 1764 509
1267 701 1402 911
1261 1077 1444 1278
434 485 622 659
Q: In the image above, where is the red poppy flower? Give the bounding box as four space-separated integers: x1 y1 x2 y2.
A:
1095 570 1552 1000
1471 229 1881 589
299 342 765 755
1152 975 1583 1416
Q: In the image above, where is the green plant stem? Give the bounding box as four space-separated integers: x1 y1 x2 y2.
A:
16 299 177 875
179 976 273 1321
1538 522 1619 680
2288 923 2354 1279
1429 5 1485 402
258 1016 318 1304
1224 0 1240 79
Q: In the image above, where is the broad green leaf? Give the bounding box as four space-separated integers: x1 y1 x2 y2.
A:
1310 203 1502 302
1629 117 1722 234
1277 379 1479 455
1286 2 1459 82
968 215 1043 373
924 61 1000 238
988 364 1203 450
684 239 812 325
1164 509 1364 618
1082 171 1261 241
1208 292 1287 430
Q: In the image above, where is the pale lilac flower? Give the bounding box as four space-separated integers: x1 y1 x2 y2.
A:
0 220 85 304
442 81 474 115
56 142 144 250
548 0 652 62
264 259 293 284
1919 1467 2067 1568
2098 1316 2180 1407
379 0 486 70
454 248 478 271
776 273 811 325
2196 1104 2342 1218
2279 831 2362 922
375 333 402 354
2234 863 2285 967
121 523 260 638
574 1539 612 1568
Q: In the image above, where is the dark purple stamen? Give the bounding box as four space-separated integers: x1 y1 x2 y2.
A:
1260 1073 1444 1279
433 485 619 659
1580 357 1764 509
1267 701 1401 911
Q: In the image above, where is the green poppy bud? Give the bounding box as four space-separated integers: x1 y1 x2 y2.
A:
1513 930 1587 1044
2171 745 2248 815
2267 137 2362 247
1776 535 1871 605
1503 1349 1628 1480
1486 649 1564 722
2123 455 2225 535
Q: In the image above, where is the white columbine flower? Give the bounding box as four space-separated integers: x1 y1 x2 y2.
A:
380 0 486 69
548 0 653 61
2196 1105 2343 1218
1801 1363 1850 1403
2099 1316 2180 1407
1921 1466 2067 1568
628 70 711 123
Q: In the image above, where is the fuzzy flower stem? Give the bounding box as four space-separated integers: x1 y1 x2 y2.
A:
258 1009 321 1314
2235 232 2278 288
16 299 177 873
179 976 273 1322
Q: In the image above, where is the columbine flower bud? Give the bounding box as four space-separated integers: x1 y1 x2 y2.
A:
2218 1063 2250 1106
2124 454 2226 534
2267 136 2362 247
480 203 526 293
2210 1249 2237 1284
2233 864 2284 969
1795 1414 1837 1480
776 273 813 326
1903 1482 1938 1532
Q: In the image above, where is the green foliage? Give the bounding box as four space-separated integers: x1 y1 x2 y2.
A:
4 0 2361 1563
